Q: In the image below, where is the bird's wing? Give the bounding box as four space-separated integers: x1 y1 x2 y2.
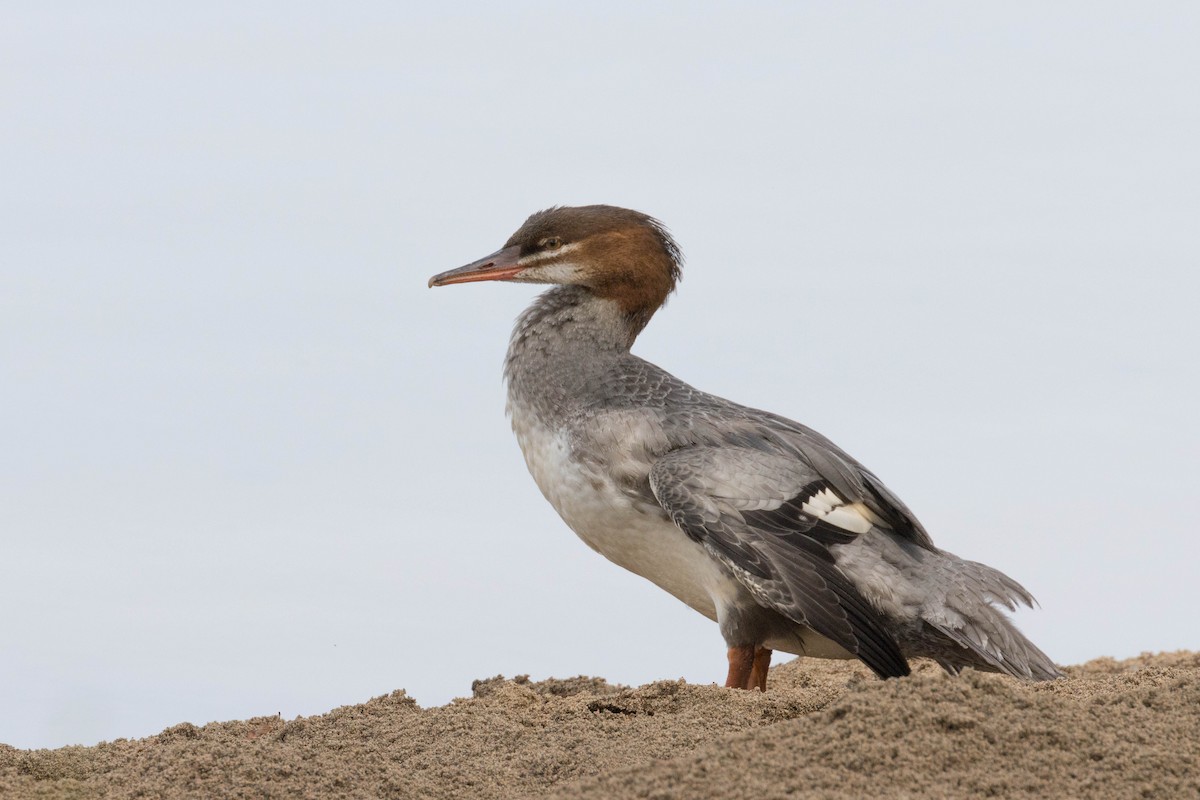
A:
753 412 935 550
648 445 910 679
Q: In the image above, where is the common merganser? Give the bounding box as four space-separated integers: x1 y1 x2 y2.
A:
428 205 1060 690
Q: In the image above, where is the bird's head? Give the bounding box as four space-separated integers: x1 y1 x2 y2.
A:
428 205 683 335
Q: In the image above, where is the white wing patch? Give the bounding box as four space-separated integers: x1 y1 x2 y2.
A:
801 487 882 535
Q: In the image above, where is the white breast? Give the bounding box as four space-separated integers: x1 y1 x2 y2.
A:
508 403 740 622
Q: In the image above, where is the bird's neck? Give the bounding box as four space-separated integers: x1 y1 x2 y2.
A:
504 286 643 419
508 285 641 358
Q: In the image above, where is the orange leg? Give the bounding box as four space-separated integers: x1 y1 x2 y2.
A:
749 647 772 692
725 645 755 689
726 646 773 691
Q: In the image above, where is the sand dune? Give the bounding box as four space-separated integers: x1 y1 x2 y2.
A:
3 652 1197 798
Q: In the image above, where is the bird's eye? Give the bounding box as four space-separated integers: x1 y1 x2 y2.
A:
540 237 563 250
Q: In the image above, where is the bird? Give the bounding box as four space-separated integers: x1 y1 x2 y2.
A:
428 205 1061 690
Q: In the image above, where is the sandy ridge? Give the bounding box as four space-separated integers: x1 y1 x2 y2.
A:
3 652 1197 799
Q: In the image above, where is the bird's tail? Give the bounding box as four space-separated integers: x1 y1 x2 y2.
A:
835 531 1061 680
917 553 1062 681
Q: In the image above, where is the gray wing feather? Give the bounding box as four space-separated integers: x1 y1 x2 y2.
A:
649 446 910 679
755 412 935 549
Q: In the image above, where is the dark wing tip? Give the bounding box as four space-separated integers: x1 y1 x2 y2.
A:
766 537 911 680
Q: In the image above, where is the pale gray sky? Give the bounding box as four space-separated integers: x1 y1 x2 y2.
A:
3 2 1198 749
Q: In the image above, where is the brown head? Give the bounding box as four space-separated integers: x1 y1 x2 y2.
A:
428 205 683 336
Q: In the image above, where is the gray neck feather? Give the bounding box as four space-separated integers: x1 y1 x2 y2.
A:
504 286 635 424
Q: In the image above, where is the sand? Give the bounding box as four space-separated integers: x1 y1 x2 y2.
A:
2 652 1197 799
